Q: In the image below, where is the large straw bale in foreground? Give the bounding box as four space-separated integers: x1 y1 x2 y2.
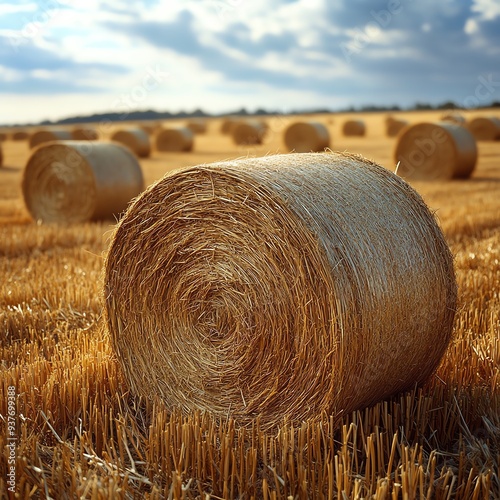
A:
22 142 144 223
156 127 194 152
284 121 330 152
105 152 457 428
395 122 477 180
232 120 266 145
30 130 72 149
467 116 500 141
111 128 151 158
342 120 366 136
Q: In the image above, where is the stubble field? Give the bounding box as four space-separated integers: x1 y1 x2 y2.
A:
0 110 499 498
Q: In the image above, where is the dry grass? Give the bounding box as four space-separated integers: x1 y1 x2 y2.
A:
0 110 499 498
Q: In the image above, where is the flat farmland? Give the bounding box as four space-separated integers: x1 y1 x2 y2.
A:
0 109 499 498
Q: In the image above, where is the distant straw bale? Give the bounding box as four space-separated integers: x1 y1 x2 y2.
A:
395 122 477 180
72 128 99 140
220 118 240 135
30 130 72 149
22 141 144 223
386 118 408 137
105 151 457 428
284 121 330 152
231 120 266 145
0 132 7 141
156 127 194 152
342 120 366 136
12 130 29 141
467 116 500 141
111 128 151 158
139 124 157 135
441 113 466 125
186 119 208 134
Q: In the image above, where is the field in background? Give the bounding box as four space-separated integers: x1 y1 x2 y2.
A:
0 110 499 498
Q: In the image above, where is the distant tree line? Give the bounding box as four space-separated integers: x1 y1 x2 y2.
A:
5 100 500 128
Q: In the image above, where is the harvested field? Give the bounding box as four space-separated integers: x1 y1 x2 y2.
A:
0 109 499 498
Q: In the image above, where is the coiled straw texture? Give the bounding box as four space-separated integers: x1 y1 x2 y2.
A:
105 152 457 428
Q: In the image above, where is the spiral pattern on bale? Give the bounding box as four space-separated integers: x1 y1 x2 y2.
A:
395 122 477 180
22 141 144 223
105 152 457 428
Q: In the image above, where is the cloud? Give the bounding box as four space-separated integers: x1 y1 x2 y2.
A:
1 0 500 123
0 35 129 94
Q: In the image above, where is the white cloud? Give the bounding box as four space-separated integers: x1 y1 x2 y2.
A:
464 18 479 34
0 3 37 16
0 65 23 82
471 0 500 20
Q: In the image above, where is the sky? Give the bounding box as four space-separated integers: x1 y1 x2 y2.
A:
0 0 499 125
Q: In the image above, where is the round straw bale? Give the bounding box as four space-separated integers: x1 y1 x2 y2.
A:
231 120 266 145
284 121 330 152
441 113 466 125
104 152 457 428
342 120 366 136
156 127 194 152
12 130 29 141
30 130 72 149
22 141 144 223
220 118 240 135
386 118 408 137
186 119 208 134
395 122 477 180
0 132 7 142
139 123 156 135
72 127 99 140
111 128 151 158
467 116 500 141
